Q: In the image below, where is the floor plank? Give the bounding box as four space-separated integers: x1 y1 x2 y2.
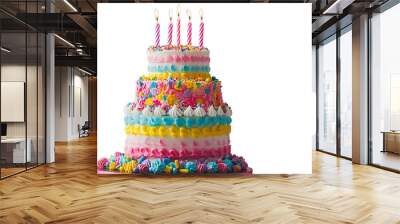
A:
1 134 400 223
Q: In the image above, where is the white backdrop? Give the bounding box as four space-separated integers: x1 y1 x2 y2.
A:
98 3 312 174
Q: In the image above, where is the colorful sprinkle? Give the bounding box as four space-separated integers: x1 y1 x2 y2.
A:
179 168 189 174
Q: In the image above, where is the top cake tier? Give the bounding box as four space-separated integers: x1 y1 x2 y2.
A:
147 45 210 73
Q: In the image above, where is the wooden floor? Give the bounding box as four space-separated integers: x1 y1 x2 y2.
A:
1 163 44 178
1 135 400 223
373 150 400 171
1 167 26 178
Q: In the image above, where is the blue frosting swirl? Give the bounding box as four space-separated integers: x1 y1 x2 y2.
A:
185 161 197 173
162 158 171 165
207 162 218 173
223 159 233 173
149 159 165 174
125 115 232 127
168 162 176 169
138 155 146 164
148 65 210 73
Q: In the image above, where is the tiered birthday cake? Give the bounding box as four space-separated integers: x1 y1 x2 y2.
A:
97 9 251 175
125 46 231 160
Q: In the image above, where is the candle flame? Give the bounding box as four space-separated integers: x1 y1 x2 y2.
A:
177 4 181 16
186 9 191 19
199 9 203 19
154 9 159 20
169 9 173 20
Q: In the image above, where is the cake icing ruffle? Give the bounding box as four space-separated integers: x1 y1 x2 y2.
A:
148 55 210 63
124 103 232 118
97 152 252 175
148 64 210 73
126 146 231 160
141 72 211 81
124 125 231 138
147 46 210 73
147 45 209 59
124 114 232 127
125 135 230 158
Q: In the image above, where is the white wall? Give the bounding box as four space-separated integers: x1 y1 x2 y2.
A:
1 65 26 136
1 63 46 163
312 45 317 150
1 65 40 138
55 66 89 141
55 66 69 141
73 73 89 137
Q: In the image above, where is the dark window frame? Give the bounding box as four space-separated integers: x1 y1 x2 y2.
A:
0 0 47 180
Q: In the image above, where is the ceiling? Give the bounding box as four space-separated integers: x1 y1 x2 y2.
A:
0 0 394 74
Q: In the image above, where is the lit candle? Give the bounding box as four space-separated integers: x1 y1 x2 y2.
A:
186 9 192 46
154 9 160 47
168 9 173 46
199 9 204 48
176 5 181 46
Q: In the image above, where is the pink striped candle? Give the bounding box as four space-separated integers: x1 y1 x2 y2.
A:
186 9 192 46
177 17 181 46
155 22 160 47
199 9 204 48
187 21 192 46
177 6 181 46
154 9 160 47
168 9 173 46
168 20 173 45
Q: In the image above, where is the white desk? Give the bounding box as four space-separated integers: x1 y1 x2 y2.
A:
1 138 31 163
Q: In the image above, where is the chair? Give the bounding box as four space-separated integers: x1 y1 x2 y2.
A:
79 121 90 138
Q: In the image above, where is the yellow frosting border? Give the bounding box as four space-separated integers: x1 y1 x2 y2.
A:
125 125 231 138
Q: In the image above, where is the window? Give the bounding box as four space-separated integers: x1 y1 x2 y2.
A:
339 28 352 158
318 36 337 154
0 2 47 179
371 3 400 171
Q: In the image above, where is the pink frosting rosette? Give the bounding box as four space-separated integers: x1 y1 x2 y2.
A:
97 158 109 170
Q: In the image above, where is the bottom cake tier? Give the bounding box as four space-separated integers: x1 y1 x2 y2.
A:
124 135 231 160
97 152 252 175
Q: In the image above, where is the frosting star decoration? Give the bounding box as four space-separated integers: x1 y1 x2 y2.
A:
98 8 251 175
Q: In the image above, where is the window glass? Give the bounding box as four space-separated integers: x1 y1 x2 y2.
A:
340 29 352 158
371 4 400 171
0 1 46 178
1 31 28 177
318 36 337 154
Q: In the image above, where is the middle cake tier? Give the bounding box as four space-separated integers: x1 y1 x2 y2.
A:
136 76 223 108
